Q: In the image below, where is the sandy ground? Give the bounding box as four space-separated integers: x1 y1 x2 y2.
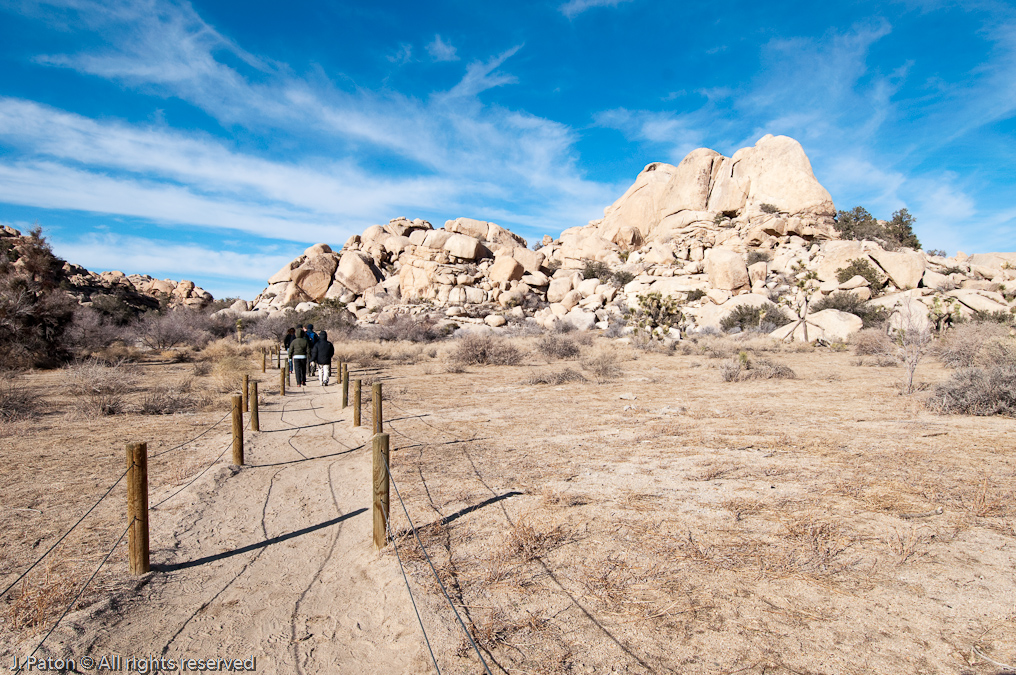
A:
2 339 1015 674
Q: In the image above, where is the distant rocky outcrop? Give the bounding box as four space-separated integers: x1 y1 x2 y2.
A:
0 225 214 312
247 136 1016 342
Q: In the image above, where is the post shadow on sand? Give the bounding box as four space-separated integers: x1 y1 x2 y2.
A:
390 491 522 539
154 508 367 572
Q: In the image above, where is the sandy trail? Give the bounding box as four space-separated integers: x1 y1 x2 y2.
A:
36 383 430 674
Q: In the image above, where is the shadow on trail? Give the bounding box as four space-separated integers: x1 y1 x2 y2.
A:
248 445 366 467
393 491 522 537
259 419 347 432
155 508 368 572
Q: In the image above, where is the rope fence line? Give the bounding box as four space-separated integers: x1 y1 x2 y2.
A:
379 448 494 675
14 518 133 673
150 440 233 510
1 466 131 600
151 410 232 458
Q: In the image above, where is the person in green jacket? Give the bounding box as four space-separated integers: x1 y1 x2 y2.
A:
287 328 310 388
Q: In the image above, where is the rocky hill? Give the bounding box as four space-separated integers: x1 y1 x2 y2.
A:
0 225 213 313
246 135 1016 342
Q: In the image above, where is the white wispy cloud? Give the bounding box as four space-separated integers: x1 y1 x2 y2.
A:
559 0 634 19
427 34 458 62
0 1 616 249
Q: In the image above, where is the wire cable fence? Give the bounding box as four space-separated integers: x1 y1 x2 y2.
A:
13 518 133 673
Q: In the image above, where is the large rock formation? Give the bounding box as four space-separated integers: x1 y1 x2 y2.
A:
247 136 1016 341
0 226 213 312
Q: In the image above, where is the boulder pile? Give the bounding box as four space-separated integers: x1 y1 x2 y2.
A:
1 225 214 311
247 136 1016 342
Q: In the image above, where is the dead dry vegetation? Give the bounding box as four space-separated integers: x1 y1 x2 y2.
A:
2 326 1015 674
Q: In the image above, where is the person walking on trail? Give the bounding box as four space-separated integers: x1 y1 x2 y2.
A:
287 328 310 388
305 324 319 377
310 330 334 386
283 327 296 373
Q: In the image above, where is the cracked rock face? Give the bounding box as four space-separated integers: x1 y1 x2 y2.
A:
246 136 1015 341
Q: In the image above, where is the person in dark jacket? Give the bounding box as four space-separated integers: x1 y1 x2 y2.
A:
309 330 335 386
283 327 296 373
305 324 318 376
287 329 310 388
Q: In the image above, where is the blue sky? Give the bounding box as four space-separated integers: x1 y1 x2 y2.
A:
0 0 1013 300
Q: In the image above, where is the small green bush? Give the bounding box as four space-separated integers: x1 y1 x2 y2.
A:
686 289 706 302
834 206 921 250
721 353 796 382
719 303 792 333
627 292 683 340
835 258 887 295
810 292 888 328
611 270 635 287
582 260 612 282
746 250 772 266
926 249 947 258
759 203 780 214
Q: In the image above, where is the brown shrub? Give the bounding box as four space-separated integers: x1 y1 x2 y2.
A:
580 350 622 382
852 328 894 356
927 366 1016 417
937 322 1014 368
0 375 40 423
722 354 796 382
522 368 586 385
536 335 581 360
138 386 195 415
451 334 524 366
66 358 139 415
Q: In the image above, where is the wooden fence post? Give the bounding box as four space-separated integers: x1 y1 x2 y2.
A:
126 442 150 575
372 382 383 434
373 433 390 550
242 374 249 412
251 382 260 432
231 394 244 466
342 366 349 408
353 379 361 427
261 350 266 373
279 360 286 396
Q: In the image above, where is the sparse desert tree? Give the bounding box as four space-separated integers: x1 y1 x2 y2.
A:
137 309 207 350
891 303 932 394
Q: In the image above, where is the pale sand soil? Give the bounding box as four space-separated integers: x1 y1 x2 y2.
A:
2 342 1015 674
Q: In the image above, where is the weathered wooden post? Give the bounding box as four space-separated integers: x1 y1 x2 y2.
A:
353 379 361 427
231 394 244 466
372 382 383 434
261 350 266 373
373 433 390 550
280 359 286 396
125 442 150 575
242 374 249 412
251 382 260 432
342 366 349 408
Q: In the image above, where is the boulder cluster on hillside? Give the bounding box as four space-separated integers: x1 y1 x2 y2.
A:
243 135 1016 342
0 225 213 312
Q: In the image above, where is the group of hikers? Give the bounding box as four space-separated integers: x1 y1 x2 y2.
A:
283 323 335 388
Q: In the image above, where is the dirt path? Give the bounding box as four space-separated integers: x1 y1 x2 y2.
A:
33 383 430 674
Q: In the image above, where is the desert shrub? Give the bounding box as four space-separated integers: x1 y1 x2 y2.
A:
582 260 612 282
523 368 585 385
852 328 894 356
927 366 1016 417
211 354 251 393
834 206 921 250
580 350 621 382
891 305 932 394
721 353 796 382
89 290 139 326
536 335 580 360
370 314 446 342
138 310 208 350
62 305 128 355
66 358 139 415
720 303 792 333
611 270 635 287
245 312 292 342
0 376 40 423
627 292 683 340
759 203 780 214
552 320 575 334
810 292 888 328
0 227 77 369
686 289 706 302
451 334 524 366
835 258 887 295
192 361 212 376
937 322 1008 368
926 248 947 258
138 386 194 415
972 309 1016 326
746 250 772 266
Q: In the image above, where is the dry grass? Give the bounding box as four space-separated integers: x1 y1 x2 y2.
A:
0 375 40 424
721 354 796 381
66 358 140 415
579 349 622 382
522 368 585 385
450 334 525 366
536 335 581 360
